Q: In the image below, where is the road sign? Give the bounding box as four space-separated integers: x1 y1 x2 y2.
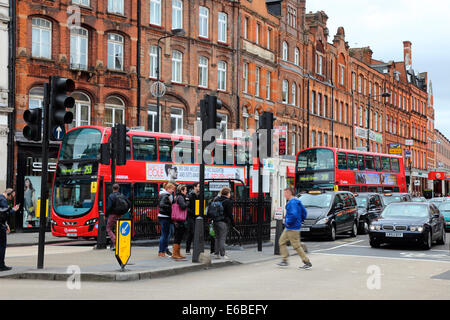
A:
263 158 275 173
52 125 65 141
274 207 284 220
414 180 420 186
405 139 413 146
388 143 402 154
116 219 132 270
405 150 411 158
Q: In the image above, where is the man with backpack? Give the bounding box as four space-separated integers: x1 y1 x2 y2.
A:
208 187 235 260
105 184 131 251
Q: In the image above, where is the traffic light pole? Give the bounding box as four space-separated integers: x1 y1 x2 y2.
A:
37 82 50 269
257 130 263 252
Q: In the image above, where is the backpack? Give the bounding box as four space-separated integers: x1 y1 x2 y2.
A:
113 194 130 216
207 198 225 222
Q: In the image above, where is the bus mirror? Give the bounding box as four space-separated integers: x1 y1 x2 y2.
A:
100 143 111 165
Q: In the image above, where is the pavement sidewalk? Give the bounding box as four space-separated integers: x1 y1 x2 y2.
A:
0 241 283 282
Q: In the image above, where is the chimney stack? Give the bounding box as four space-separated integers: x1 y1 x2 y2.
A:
403 41 412 70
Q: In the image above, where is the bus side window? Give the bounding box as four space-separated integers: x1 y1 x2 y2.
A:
134 183 158 198
365 155 375 171
174 139 195 164
126 135 131 160
374 156 382 172
338 152 347 170
358 154 365 171
234 144 248 166
391 158 400 173
159 138 173 162
347 153 357 170
381 156 391 171
132 136 157 161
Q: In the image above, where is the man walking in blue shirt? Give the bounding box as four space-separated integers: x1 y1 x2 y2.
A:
277 188 312 269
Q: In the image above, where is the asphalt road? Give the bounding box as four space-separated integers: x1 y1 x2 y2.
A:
1 231 449 300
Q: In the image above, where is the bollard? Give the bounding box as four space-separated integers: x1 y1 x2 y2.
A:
274 218 284 255
192 216 204 263
96 213 107 249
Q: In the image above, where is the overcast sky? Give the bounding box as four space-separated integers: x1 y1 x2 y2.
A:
306 0 450 138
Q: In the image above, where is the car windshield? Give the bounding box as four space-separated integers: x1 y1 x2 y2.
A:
437 202 450 212
53 178 96 217
381 204 428 219
355 196 368 208
298 193 332 208
382 195 402 205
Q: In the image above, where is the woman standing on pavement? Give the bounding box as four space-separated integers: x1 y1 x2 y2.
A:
171 184 189 260
158 183 176 257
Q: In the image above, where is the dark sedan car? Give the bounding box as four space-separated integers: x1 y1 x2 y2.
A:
369 202 446 249
380 193 412 206
354 193 384 234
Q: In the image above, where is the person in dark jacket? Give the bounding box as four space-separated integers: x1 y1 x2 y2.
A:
211 187 235 260
105 184 131 251
158 183 175 257
277 188 312 270
0 189 20 272
172 184 189 260
185 182 200 255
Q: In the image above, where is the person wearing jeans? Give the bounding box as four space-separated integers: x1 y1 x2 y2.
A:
158 183 175 257
277 188 312 270
212 187 235 259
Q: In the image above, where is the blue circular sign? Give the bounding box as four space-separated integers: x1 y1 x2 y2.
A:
120 221 130 236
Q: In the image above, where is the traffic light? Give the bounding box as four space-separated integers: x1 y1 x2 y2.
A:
115 123 128 166
23 108 42 141
49 76 75 141
200 94 222 131
259 111 274 157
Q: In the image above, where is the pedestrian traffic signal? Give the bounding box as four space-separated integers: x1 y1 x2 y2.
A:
23 108 42 141
259 111 275 157
115 123 128 166
49 76 75 141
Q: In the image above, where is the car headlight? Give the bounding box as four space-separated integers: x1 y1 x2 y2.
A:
85 218 98 226
316 217 329 225
410 226 424 232
370 225 381 231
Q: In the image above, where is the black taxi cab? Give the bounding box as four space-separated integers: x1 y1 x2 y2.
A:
297 190 359 241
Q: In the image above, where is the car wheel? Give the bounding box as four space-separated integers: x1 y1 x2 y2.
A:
423 231 432 250
370 239 380 248
350 221 358 237
360 220 370 235
437 228 446 245
328 224 336 241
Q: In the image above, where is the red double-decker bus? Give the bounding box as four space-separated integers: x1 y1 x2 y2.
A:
50 125 250 239
295 147 407 195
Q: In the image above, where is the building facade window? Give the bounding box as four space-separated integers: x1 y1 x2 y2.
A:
105 96 125 127
32 18 52 59
172 0 183 29
266 28 271 50
294 47 299 65
150 0 161 25
282 41 288 61
72 0 90 6
172 50 183 83
243 63 248 93
149 45 160 78
217 60 227 91
198 56 208 88
266 71 271 100
199 6 209 38
170 108 183 133
107 33 124 71
108 0 124 15
282 80 288 104
291 83 296 106
70 92 91 129
218 12 227 43
255 67 260 97
70 27 88 70
148 104 160 132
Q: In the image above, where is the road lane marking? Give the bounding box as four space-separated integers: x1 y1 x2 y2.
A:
311 240 365 253
312 252 450 264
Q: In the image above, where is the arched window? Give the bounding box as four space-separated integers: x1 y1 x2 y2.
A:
294 47 299 65
282 41 288 61
29 87 44 109
32 18 52 59
70 92 91 129
105 96 125 127
282 80 288 104
172 50 183 83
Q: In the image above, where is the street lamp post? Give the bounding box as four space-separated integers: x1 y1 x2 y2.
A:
155 28 185 132
367 92 390 152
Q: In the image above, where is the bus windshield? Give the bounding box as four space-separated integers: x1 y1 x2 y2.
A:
53 178 96 217
59 128 102 161
297 148 334 171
